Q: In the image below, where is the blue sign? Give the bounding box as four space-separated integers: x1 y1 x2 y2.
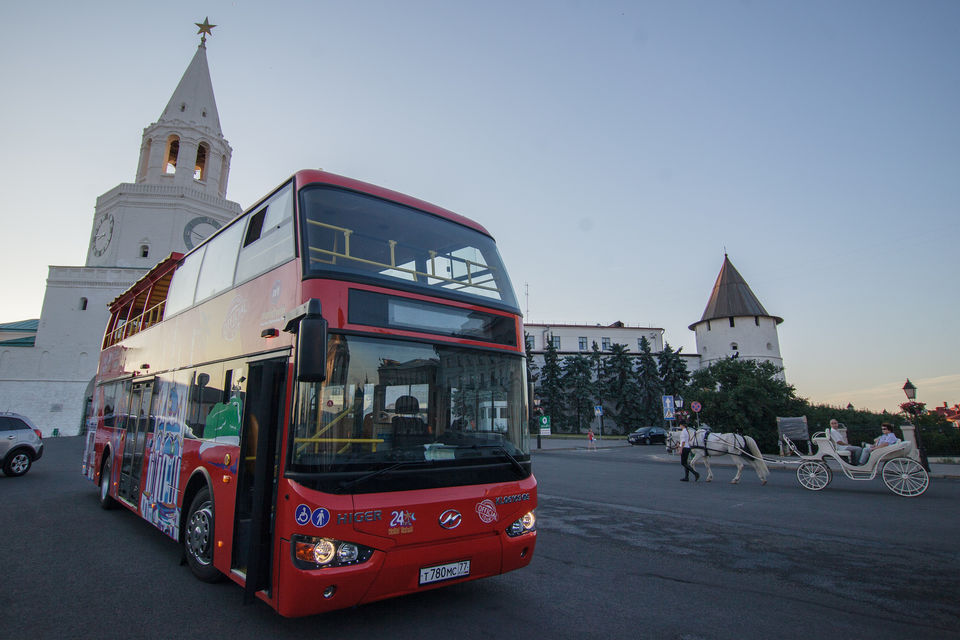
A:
312 507 331 528
594 405 603 417
295 504 311 526
662 395 676 420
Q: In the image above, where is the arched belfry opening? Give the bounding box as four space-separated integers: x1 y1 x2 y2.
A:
194 142 209 181
164 135 180 175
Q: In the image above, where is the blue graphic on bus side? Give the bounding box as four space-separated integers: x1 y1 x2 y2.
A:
295 504 311 526
312 508 330 528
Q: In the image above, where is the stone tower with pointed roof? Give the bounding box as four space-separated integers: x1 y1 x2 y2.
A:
0 28 240 436
86 39 240 269
689 255 784 374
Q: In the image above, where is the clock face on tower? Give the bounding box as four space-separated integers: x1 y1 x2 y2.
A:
183 216 222 250
91 213 114 257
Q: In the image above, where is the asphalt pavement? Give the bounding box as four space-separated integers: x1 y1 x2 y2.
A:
530 435 960 479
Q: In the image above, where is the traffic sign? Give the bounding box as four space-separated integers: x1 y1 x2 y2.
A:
691 401 702 413
594 405 603 417
539 415 551 435
662 395 675 420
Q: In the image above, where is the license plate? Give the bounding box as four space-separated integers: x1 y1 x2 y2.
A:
419 560 470 585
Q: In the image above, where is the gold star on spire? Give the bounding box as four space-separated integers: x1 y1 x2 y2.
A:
195 17 216 44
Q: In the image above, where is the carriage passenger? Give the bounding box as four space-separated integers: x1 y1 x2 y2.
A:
857 423 898 465
828 419 862 465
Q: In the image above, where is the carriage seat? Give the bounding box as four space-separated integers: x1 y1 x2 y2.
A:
859 439 910 467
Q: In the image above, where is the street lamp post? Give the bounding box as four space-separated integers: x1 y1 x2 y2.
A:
533 393 542 450
902 379 930 471
675 396 684 424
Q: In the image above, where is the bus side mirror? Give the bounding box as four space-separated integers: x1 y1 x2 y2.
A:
296 315 327 383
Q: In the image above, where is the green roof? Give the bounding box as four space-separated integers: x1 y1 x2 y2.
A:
0 336 36 347
0 319 39 332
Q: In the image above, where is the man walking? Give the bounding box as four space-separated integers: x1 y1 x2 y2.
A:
676 422 700 482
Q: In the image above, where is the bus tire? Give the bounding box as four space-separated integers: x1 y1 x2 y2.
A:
98 455 115 510
184 486 222 582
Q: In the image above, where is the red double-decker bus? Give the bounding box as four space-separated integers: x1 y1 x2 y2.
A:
81 170 536 617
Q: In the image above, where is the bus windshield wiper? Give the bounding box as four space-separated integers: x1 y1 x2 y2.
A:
334 460 424 494
468 444 527 477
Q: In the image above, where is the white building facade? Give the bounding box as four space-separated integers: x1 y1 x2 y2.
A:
0 37 241 436
524 255 785 432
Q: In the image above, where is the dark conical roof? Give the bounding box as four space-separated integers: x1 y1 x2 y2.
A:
688 255 782 330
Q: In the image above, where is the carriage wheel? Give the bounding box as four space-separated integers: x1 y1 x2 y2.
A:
881 458 929 497
797 461 831 491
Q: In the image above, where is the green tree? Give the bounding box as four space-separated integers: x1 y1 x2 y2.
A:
589 341 606 435
658 342 690 397
687 357 803 450
602 343 639 432
562 354 595 433
538 337 566 432
634 336 663 426
524 332 540 433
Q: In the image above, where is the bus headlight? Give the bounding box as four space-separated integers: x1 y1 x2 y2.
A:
292 535 374 570
505 510 536 537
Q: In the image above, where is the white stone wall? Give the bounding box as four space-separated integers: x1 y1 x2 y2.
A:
0 266 143 436
85 183 240 269
524 323 664 354
693 315 783 371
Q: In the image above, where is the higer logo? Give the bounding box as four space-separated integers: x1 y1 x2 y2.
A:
438 509 462 529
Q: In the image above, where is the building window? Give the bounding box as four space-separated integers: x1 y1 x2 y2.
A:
755 316 760 326
79 297 88 311
707 320 711 331
550 335 561 350
164 135 180 174
729 317 735 328
579 337 587 350
525 335 534 351
731 342 738 351
140 245 150 258
194 142 209 181
601 337 611 351
766 342 773 351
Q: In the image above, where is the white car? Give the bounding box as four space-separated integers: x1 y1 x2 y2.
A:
0 412 44 476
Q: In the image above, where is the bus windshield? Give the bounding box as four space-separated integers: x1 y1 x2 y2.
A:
300 187 519 310
290 335 529 492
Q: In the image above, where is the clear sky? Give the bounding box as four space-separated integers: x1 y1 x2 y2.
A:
1 1 957 413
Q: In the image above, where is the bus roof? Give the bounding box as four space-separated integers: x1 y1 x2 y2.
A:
293 170 493 238
108 252 184 312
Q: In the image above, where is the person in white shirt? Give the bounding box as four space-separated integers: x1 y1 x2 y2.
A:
828 418 862 466
676 423 700 482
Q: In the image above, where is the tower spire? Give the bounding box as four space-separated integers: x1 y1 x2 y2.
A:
195 17 216 46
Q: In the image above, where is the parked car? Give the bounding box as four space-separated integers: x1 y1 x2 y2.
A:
0 412 44 477
628 426 667 445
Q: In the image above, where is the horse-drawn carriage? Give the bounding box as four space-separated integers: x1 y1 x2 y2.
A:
784 428 929 497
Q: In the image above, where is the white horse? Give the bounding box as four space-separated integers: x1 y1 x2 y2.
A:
669 428 769 485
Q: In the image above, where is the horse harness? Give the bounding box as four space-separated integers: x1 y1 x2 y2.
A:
692 430 749 459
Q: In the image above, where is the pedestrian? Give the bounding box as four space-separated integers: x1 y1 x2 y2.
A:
587 427 597 451
676 422 700 481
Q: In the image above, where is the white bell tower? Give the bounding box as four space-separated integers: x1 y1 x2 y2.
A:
86 20 240 268
0 20 243 437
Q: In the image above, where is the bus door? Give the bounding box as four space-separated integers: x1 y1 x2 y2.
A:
118 381 153 505
231 359 287 603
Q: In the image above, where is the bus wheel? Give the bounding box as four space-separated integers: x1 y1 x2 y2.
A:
98 456 115 510
184 487 222 582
